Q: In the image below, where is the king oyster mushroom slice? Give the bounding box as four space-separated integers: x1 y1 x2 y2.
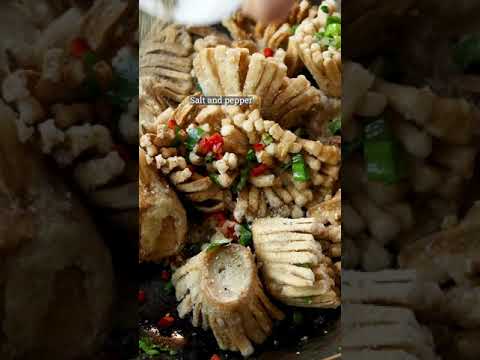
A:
139 149 187 262
252 217 340 308
172 244 284 357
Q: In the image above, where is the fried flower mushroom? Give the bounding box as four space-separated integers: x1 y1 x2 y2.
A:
252 218 340 308
140 149 187 262
140 21 194 104
291 0 341 97
193 45 337 129
140 102 340 219
0 102 113 360
172 244 284 357
222 1 316 76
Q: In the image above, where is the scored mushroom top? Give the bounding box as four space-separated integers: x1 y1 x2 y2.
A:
201 244 256 308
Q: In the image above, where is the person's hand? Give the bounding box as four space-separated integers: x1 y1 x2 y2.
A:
242 0 296 23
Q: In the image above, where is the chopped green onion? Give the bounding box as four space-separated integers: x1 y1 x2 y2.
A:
235 167 250 192
247 149 257 162
262 133 274 145
328 116 341 135
193 77 203 93
320 4 329 13
209 173 221 186
326 15 341 26
205 153 214 163
164 281 174 294
290 25 298 34
304 297 314 305
333 35 341 49
171 126 182 147
453 34 480 70
238 224 252 246
139 337 176 358
186 127 205 151
292 154 310 182
296 263 312 268
325 23 341 38
293 311 304 325
363 118 406 184
207 238 231 252
139 338 161 356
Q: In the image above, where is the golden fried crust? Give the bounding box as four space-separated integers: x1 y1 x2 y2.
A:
308 189 341 224
139 149 187 261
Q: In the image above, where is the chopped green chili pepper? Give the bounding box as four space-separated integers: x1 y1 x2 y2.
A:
209 173 221 186
246 149 257 162
164 281 174 294
363 118 406 184
262 133 274 145
186 127 205 151
320 4 329 13
238 224 252 246
235 167 250 192
171 126 182 147
292 154 310 182
207 239 231 252
304 297 314 305
326 15 341 26
325 23 341 38
328 116 341 135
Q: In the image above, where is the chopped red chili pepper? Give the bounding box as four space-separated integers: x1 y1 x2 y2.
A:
211 355 222 360
263 47 274 57
167 119 176 129
198 133 224 156
161 270 171 281
158 315 175 328
210 212 226 227
253 143 265 151
138 290 146 303
209 133 224 147
70 38 90 58
198 137 212 154
251 163 269 177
